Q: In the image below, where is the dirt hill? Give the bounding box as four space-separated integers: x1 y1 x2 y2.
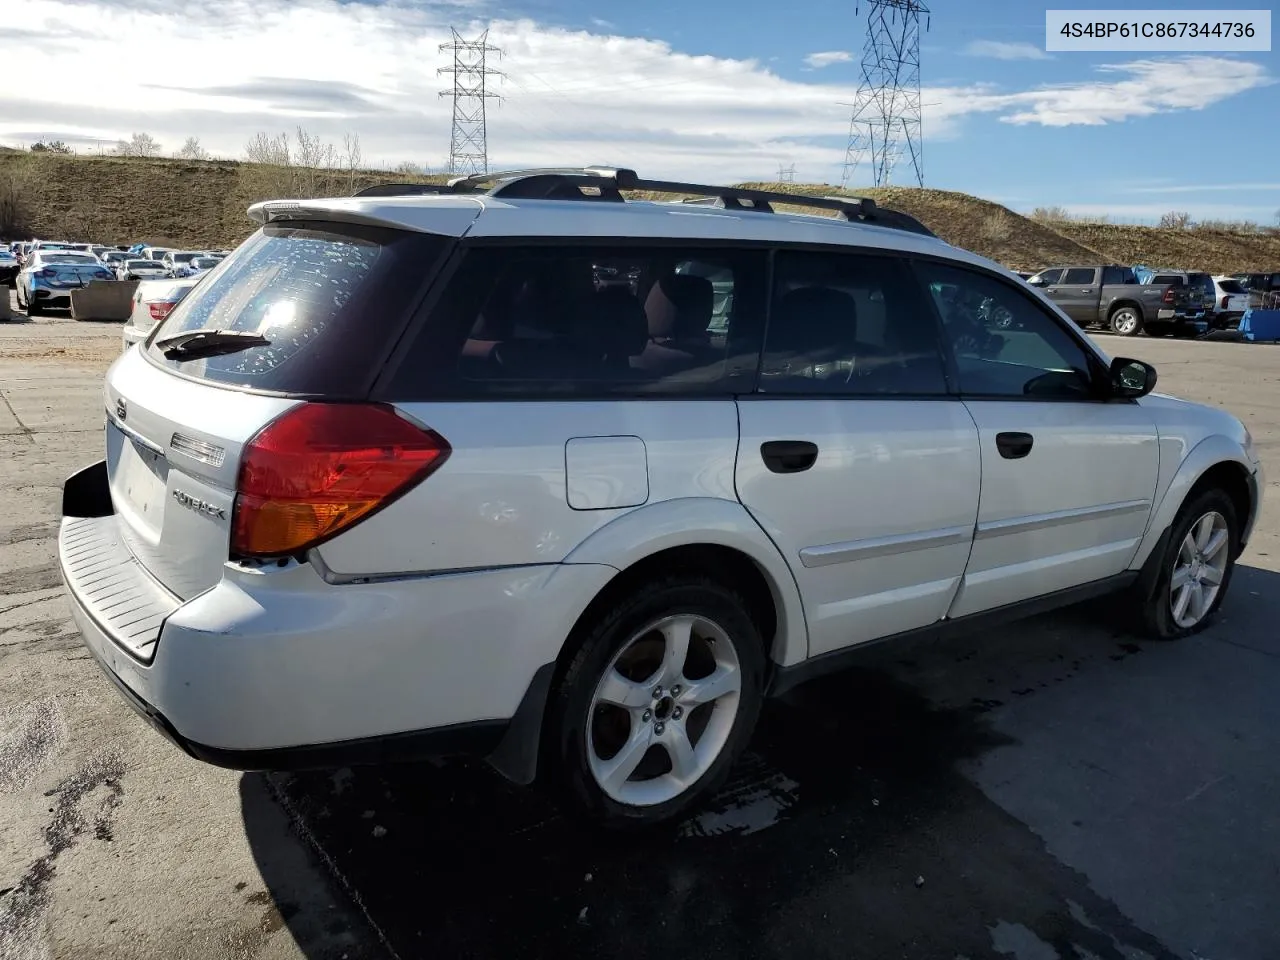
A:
2 153 1276 273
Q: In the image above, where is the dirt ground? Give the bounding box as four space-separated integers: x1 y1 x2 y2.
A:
2 300 1277 960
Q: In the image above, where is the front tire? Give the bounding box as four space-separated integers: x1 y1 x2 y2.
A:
26 295 42 317
1136 489 1238 640
1109 306 1142 336
548 575 765 829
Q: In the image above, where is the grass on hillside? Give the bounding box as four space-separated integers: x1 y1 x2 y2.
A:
2 152 1278 273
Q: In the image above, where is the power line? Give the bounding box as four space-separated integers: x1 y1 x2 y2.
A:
438 28 503 176
841 0 931 189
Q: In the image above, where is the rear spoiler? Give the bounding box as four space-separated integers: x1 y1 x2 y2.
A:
246 198 481 238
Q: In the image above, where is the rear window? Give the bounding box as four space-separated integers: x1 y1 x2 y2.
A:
1151 275 1183 286
1217 279 1246 294
145 222 448 395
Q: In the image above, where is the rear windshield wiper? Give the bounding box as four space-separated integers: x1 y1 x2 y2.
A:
156 329 270 359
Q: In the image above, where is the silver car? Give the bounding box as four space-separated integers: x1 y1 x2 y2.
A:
57 168 1263 828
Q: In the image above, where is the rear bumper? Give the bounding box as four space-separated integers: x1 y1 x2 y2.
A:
58 460 610 776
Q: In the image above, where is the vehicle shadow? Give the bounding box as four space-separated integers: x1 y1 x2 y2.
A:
242 565 1280 960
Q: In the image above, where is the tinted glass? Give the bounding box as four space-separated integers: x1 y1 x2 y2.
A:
1032 268 1063 285
1062 268 1095 284
1101 266 1133 285
760 251 946 396
387 245 766 398
918 261 1097 400
1218 279 1245 294
146 222 446 395
1151 275 1183 286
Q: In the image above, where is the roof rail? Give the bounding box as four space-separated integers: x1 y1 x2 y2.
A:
351 167 936 238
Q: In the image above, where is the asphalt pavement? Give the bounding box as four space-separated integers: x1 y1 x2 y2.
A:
2 297 1277 960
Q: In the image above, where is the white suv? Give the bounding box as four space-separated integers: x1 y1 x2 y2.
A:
58 168 1264 827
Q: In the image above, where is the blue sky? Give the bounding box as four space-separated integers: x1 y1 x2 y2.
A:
2 0 1276 223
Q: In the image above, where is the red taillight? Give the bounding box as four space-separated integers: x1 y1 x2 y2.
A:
231 403 451 558
148 301 175 321
1221 295 1229 309
1161 286 1175 303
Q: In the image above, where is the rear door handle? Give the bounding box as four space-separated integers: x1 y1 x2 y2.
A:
995 432 1034 460
761 440 819 474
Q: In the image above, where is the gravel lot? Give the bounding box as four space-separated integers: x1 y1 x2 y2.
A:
2 296 1278 960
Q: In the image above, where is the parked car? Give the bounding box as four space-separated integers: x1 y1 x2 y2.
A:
141 246 174 263
58 169 1263 827
1143 270 1214 327
117 258 169 281
180 255 222 278
1210 276 1250 328
121 277 202 352
16 251 116 315
100 250 131 271
1233 272 1280 309
1025 264 1204 336
162 251 202 277
0 247 19 286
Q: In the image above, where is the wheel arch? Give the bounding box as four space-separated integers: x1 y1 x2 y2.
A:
559 497 809 670
1107 299 1144 320
486 498 810 787
1131 436 1259 571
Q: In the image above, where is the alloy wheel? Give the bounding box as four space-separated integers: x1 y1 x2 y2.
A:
1170 511 1230 629
587 614 742 807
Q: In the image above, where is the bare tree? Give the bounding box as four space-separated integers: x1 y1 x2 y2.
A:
115 132 161 158
343 133 362 190
1030 205 1071 222
1158 210 1194 229
393 161 423 175
177 136 209 161
244 131 291 167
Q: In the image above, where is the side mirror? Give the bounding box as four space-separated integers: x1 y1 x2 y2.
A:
1110 357 1157 398
1027 277 1046 286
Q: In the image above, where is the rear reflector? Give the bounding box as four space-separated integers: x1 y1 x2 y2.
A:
231 403 450 558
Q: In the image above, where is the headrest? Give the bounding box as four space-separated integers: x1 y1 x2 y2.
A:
770 287 857 352
645 273 714 341
576 287 649 360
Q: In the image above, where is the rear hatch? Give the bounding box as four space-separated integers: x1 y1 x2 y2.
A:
104 220 449 599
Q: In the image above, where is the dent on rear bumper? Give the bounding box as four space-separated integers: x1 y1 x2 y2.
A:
125 559 615 753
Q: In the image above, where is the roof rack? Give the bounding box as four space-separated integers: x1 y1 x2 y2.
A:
352 166 936 238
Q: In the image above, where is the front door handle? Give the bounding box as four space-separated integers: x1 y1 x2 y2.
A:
995 431 1034 460
761 440 819 474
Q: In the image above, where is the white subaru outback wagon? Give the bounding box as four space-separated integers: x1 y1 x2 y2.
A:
59 168 1263 828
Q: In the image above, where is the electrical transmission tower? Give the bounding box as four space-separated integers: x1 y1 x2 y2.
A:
438 28 503 176
840 0 930 189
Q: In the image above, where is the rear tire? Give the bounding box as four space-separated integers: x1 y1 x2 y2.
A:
548 574 765 829
1109 306 1142 336
1134 489 1238 640
26 296 42 317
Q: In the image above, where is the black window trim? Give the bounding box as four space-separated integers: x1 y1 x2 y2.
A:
907 253 1121 405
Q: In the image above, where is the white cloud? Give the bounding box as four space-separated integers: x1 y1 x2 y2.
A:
963 40 1051 61
803 50 853 69
0 2 1270 184
1128 182 1280 194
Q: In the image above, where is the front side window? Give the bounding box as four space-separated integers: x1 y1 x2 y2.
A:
917 261 1098 401
1062 268 1095 284
1031 268 1063 285
760 251 948 396
388 244 766 398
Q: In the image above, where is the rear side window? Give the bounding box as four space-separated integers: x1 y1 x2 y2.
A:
385 244 767 398
146 222 447 395
1062 268 1095 284
1101 266 1134 285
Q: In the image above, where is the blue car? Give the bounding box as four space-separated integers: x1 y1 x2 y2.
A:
16 251 116 316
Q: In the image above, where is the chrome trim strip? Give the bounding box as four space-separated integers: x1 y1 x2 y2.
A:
106 409 165 457
799 525 973 569
975 499 1151 540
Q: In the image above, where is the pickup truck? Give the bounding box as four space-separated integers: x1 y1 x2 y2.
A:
1025 264 1206 337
